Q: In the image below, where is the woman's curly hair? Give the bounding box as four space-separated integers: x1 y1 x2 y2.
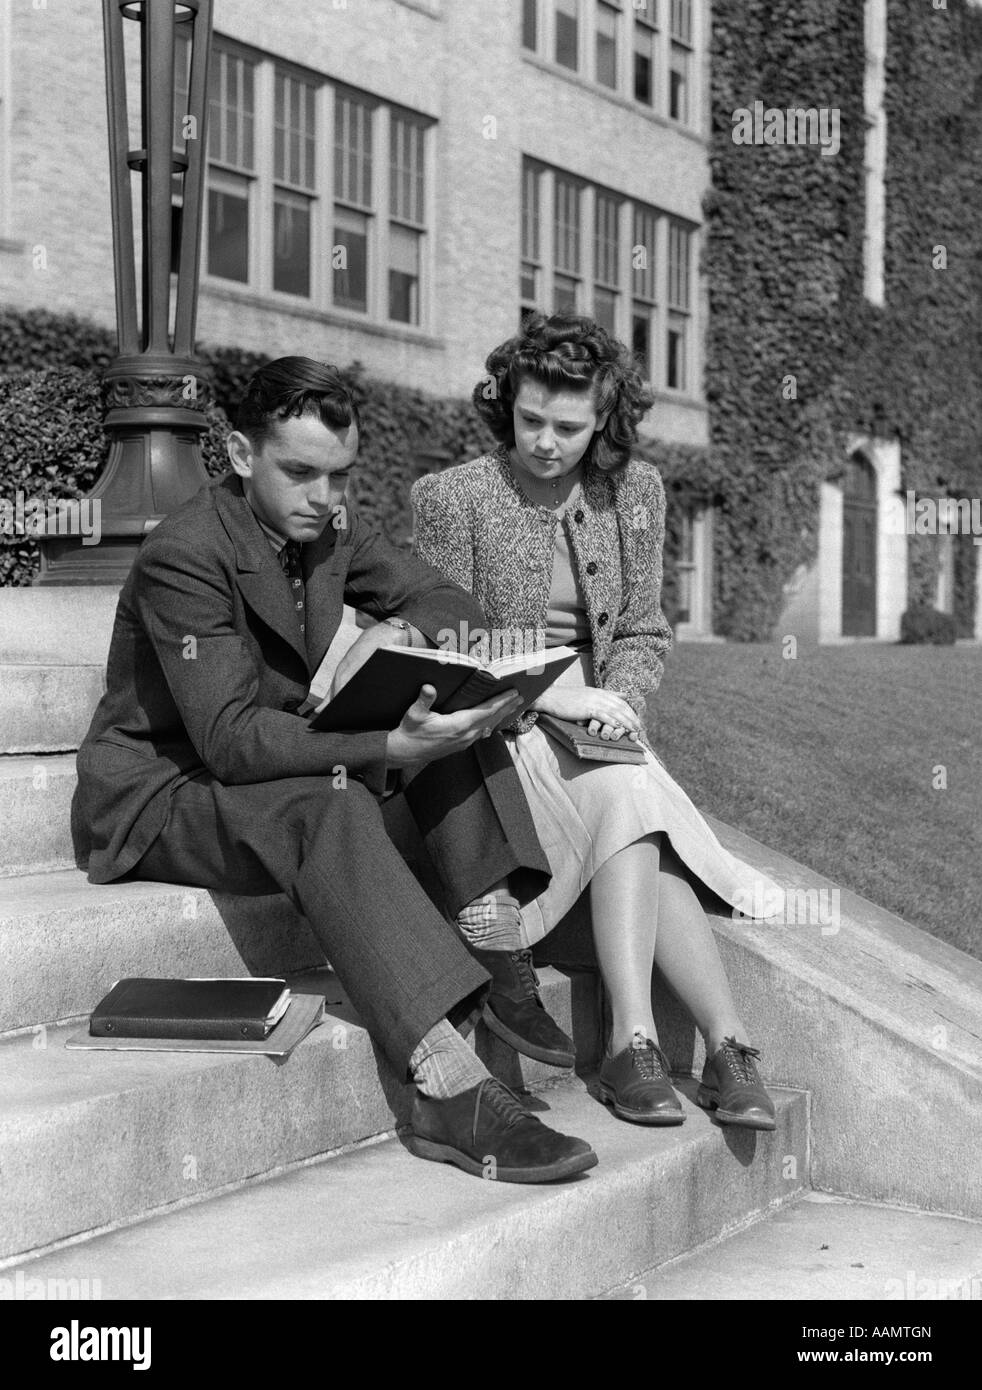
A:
472 314 655 472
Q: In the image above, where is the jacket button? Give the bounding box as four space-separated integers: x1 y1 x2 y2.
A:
586 561 598 575
597 611 609 626
574 509 584 524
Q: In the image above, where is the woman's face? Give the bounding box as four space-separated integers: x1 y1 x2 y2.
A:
510 377 608 481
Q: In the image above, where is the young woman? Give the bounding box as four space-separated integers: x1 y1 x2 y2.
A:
411 314 786 1130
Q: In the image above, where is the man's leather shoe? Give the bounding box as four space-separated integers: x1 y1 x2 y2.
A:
598 1036 685 1125
697 1036 776 1131
468 946 576 1068
408 1077 598 1183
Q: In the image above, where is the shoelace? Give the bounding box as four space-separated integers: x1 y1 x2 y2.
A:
473 1078 529 1141
720 1036 762 1083
513 949 542 1001
630 1036 667 1081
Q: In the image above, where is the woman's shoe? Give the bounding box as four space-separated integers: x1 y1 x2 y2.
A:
697 1036 777 1131
598 1036 685 1125
468 945 577 1068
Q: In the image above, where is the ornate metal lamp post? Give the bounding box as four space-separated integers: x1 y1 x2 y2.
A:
37 0 214 584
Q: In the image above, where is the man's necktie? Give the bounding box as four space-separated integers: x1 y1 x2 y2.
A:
279 539 306 638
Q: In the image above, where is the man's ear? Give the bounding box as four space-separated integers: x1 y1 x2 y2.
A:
227 430 255 478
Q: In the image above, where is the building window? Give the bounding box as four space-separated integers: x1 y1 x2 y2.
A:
555 0 579 71
522 0 538 50
593 191 619 333
521 160 543 318
333 91 374 312
669 0 692 125
633 2 657 107
272 72 316 297
206 49 256 284
202 44 430 328
522 163 699 394
632 203 657 373
389 112 426 324
666 221 691 391
553 175 582 311
673 500 713 638
595 1 619 90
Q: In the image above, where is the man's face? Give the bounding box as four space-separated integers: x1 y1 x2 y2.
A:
228 412 359 543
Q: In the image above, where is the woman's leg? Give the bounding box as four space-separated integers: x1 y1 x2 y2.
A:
589 833 663 1054
651 843 750 1055
590 832 751 1056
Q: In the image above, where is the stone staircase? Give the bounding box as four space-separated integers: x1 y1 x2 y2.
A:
1 588 980 1299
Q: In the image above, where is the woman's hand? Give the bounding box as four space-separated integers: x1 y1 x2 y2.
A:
530 685 642 742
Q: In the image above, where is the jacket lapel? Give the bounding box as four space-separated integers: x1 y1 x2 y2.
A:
214 477 309 669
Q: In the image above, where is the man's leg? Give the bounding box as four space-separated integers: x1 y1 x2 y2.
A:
403 736 576 1069
131 768 597 1183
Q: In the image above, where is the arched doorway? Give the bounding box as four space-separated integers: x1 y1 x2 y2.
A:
842 451 878 636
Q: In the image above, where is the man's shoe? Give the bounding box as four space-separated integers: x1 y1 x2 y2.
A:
408 1077 598 1183
468 946 576 1068
598 1036 685 1125
697 1036 777 1131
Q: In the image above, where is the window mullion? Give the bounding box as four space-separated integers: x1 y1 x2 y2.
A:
374 106 390 322
616 193 632 344
316 80 332 309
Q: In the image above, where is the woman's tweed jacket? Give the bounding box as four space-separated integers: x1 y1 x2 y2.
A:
411 445 674 737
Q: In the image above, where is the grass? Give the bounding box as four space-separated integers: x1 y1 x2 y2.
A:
651 641 982 962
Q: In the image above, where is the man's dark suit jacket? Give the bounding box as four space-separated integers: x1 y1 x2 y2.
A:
73 472 489 884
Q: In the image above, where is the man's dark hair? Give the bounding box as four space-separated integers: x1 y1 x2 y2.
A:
235 356 360 448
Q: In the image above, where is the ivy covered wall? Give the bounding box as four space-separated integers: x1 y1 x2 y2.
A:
685 0 982 639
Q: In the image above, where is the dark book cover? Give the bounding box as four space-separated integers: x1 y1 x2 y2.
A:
537 713 647 764
89 977 290 1042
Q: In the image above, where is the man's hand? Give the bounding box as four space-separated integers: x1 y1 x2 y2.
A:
329 620 416 700
530 685 642 742
386 686 524 769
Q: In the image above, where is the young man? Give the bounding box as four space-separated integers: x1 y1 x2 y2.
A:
71 356 595 1184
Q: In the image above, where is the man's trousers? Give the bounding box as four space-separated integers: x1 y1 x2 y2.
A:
129 738 551 1073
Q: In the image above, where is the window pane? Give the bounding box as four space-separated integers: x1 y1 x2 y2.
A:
208 50 255 172
522 0 537 50
554 177 581 274
554 273 577 313
520 262 539 303
632 308 650 371
273 190 311 296
634 27 654 105
668 223 690 309
390 114 426 224
594 192 619 285
334 205 368 311
594 286 617 334
335 93 374 208
555 0 578 70
667 314 687 390
275 74 316 189
522 162 540 261
635 0 657 27
207 178 249 282
670 45 689 122
671 0 692 45
389 223 420 323
633 206 657 301
596 3 617 89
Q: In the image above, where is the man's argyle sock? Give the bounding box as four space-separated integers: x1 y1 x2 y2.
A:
409 1017 490 1099
455 890 526 952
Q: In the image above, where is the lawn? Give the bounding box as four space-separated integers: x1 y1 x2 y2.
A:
651 641 982 962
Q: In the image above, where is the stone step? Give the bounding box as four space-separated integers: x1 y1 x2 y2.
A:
1 1072 807 1296
0 666 104 754
0 966 603 1264
0 755 78 876
601 1189 982 1300
0 869 322 1035
0 587 120 666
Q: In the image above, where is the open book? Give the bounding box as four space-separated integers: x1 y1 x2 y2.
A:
307 644 578 733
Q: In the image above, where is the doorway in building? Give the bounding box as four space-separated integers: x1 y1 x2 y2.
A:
842 451 878 635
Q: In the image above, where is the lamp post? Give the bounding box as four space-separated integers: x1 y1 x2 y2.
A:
37 0 214 584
